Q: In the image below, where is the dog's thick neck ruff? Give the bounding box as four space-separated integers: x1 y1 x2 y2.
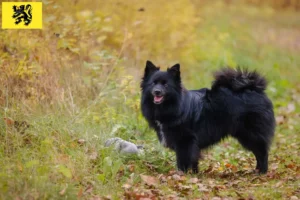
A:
151 89 206 126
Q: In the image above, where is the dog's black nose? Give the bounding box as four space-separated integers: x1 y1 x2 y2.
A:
153 89 162 96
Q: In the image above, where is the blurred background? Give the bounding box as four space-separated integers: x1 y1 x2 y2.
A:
0 0 299 199
1 0 299 109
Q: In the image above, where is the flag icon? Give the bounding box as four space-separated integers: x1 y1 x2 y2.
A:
2 2 42 29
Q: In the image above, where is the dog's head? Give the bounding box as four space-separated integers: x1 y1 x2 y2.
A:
141 60 181 105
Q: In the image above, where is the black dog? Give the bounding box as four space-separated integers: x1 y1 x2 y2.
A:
140 61 275 173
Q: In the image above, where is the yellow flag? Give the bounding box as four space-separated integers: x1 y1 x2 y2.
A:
2 2 42 29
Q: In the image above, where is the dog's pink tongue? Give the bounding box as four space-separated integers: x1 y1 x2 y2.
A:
154 96 163 103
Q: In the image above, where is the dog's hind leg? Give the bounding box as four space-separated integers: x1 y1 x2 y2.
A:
234 112 274 174
235 133 270 174
253 147 269 173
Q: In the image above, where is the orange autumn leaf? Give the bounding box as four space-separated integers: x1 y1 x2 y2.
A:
3 117 15 126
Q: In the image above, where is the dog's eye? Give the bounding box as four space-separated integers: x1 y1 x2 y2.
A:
161 80 168 87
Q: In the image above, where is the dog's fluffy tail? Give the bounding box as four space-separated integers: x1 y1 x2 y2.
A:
212 67 267 93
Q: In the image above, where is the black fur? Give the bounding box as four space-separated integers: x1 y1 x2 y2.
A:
141 61 275 174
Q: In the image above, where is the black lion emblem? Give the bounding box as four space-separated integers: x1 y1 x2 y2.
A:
12 4 32 26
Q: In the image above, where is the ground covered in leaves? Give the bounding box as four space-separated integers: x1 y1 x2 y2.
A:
0 0 299 199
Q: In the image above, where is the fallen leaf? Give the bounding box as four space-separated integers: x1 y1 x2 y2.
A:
3 117 14 126
204 165 214 173
77 139 86 145
59 185 67 196
89 195 103 200
248 194 255 200
144 162 157 170
276 115 285 124
101 195 111 200
181 176 187 182
275 181 284 188
179 184 192 191
127 164 135 172
77 187 83 198
187 177 198 184
17 164 23 172
286 163 295 169
225 163 232 168
172 174 181 181
214 185 226 189
290 196 299 200
270 163 279 170
230 165 238 172
122 184 132 190
140 175 158 186
89 151 98 160
84 185 93 194
168 170 177 175
166 194 179 200
176 171 184 176
218 167 224 171
158 174 167 183
197 183 209 192
287 103 295 113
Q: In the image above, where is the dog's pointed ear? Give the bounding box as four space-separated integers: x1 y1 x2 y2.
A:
167 63 181 81
144 60 159 77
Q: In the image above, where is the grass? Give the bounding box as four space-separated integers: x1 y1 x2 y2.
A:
0 1 300 199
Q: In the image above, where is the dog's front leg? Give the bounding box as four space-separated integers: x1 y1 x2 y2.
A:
175 139 199 173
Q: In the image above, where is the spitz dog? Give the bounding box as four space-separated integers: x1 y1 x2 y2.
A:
141 61 275 173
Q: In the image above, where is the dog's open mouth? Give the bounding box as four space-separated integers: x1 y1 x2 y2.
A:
154 95 164 104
